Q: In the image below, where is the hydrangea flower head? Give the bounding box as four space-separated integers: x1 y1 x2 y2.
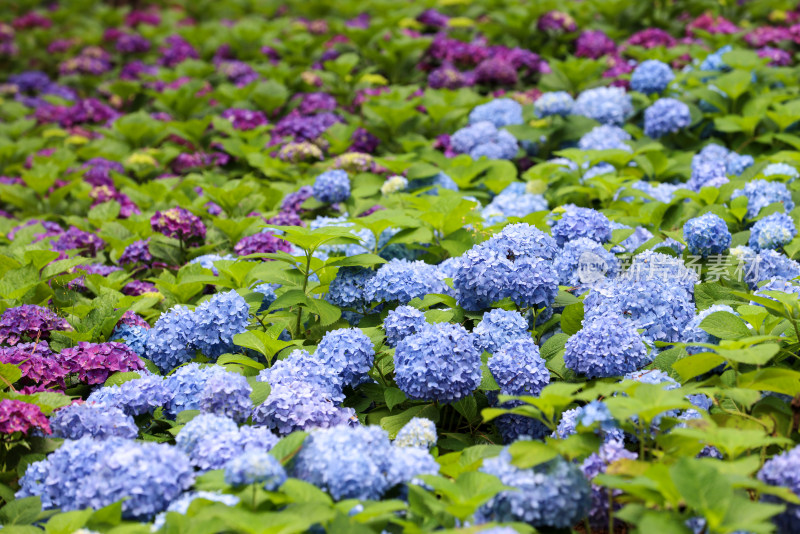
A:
176 413 239 455
327 267 375 311
488 337 550 395
573 86 633 126
749 212 797 251
50 403 137 440
0 304 71 346
743 249 800 288
683 213 732 256
551 206 612 246
731 180 794 219
451 121 518 160
631 60 674 94
315 328 375 388
395 417 438 449
366 259 448 304
564 313 650 378
59 341 144 384
469 98 524 127
0 399 51 435
192 290 251 359
578 124 632 152
234 231 292 257
313 169 351 203
163 363 228 417
474 308 529 354
199 371 252 422
251 381 356 435
554 237 619 287
394 322 481 403
534 91 574 118
150 207 206 245
757 445 800 533
644 98 691 138
225 450 287 489
763 162 799 180
384 305 428 347
87 373 172 416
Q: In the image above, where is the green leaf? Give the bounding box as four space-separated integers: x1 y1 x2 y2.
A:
380 404 440 438
103 371 141 387
269 431 309 464
671 352 725 381
249 381 271 406
508 439 559 469
560 302 584 335
700 311 751 340
0 363 23 387
306 298 342 326
0 496 41 525
384 387 406 411
232 330 295 359
44 509 93 534
715 343 780 365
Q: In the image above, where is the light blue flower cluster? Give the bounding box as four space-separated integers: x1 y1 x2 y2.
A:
110 323 149 356
453 246 559 311
384 305 427 347
189 253 236 275
451 121 519 160
259 349 343 401
293 425 438 501
198 371 252 423
731 179 795 219
474 309 529 354
326 267 375 310
394 417 437 449
631 59 674 94
763 162 799 180
476 449 591 528
553 237 619 287
18 437 194 520
644 98 691 138
315 327 375 388
573 86 633 126
50 403 138 440
87 373 173 416
687 159 728 191
534 91 574 118
468 98 524 127
555 401 621 441
681 304 739 355
488 337 550 395
484 222 559 260
312 169 351 203
482 182 548 225
749 212 797 251
551 206 612 246
581 438 638 528
251 380 356 435
146 290 250 372
186 425 279 472
744 249 800 288
692 143 753 177
757 444 800 534
624 249 699 295
578 124 632 152
585 278 695 343
366 259 448 304
699 45 732 71
564 313 649 378
683 213 732 256
394 322 481 403
224 450 287 489
176 413 239 456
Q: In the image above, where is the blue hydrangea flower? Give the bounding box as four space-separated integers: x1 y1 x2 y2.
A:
386 445 440 489
584 279 695 343
224 450 287 489
326 267 375 310
251 381 356 435
683 213 732 256
452 246 558 311
482 184 548 225
312 169 351 203
151 492 240 531
258 349 344 402
551 206 612 246
681 304 738 355
394 417 437 449
687 159 729 191
578 125 632 152
384 305 427 347
644 98 691 138
189 254 236 275
188 426 280 472
581 438 638 528
315 328 375 388
50 403 138 440
583 163 616 180
564 313 649 378
553 237 619 287
731 180 795 219
176 413 239 456
554 402 622 441
87 373 172 416
394 322 481 403
451 121 518 160
109 324 149 356
534 91 574 118
744 249 800 288
573 86 633 126
253 282 278 313
692 143 753 177
631 60 674 94
474 309 529 354
757 445 800 533
164 363 228 417
625 249 699 296
293 425 394 501
192 290 250 359
699 45 732 71
749 212 797 251
763 162 799 180
494 410 551 444
146 305 197 373
476 449 591 528
488 337 550 395
18 437 194 521
755 279 800 304
469 98 524 127
366 259 448 304
199 371 253 423
483 222 559 260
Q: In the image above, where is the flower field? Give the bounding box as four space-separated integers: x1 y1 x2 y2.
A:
4 1 800 532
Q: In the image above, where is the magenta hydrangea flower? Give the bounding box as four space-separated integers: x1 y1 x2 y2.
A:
0 399 51 435
58 341 144 385
0 341 68 388
234 232 292 257
575 30 616 59
158 35 198 67
267 210 304 227
293 92 338 114
150 207 206 245
281 186 313 213
119 239 153 266
117 311 150 329
51 227 106 257
537 11 577 32
626 28 677 49
67 265 123 291
0 305 72 346
221 108 268 130
123 280 158 296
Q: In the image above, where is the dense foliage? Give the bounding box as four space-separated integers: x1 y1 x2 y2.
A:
3 1 800 533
